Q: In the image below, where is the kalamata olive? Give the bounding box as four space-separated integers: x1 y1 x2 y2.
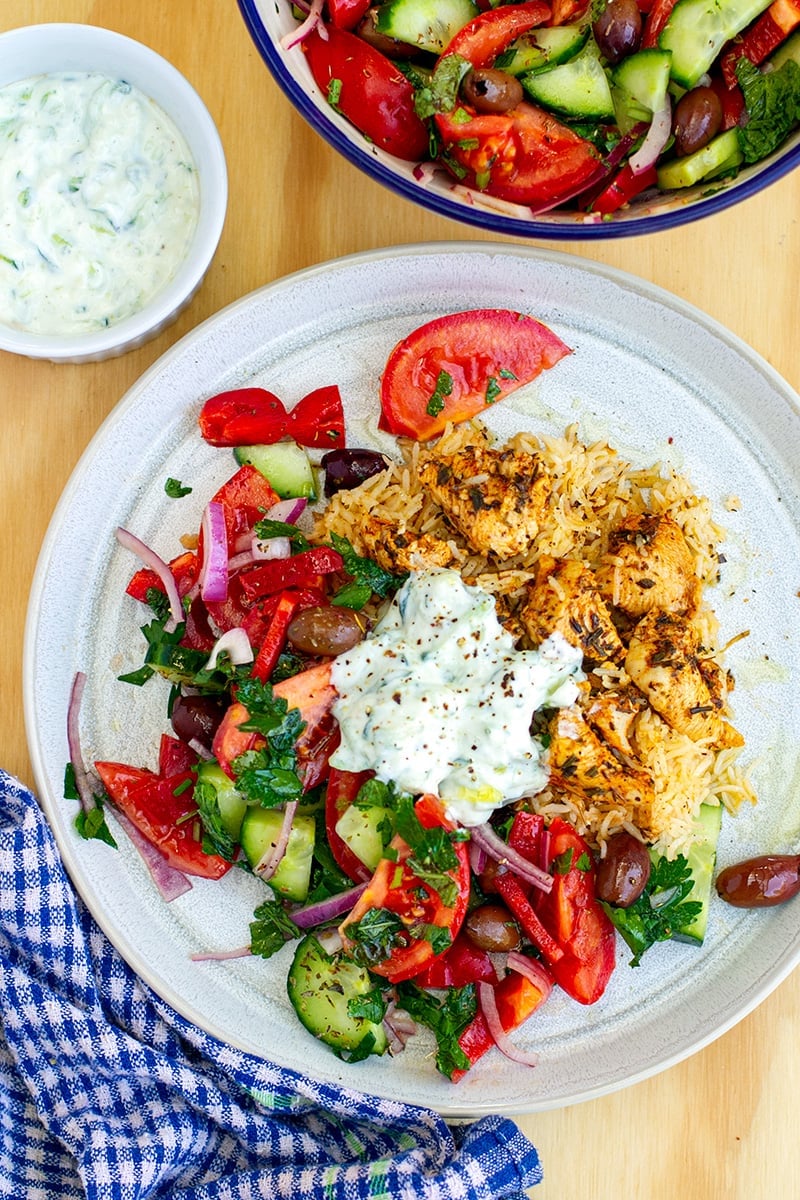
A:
673 86 724 157
170 693 228 750
287 606 366 657
464 902 521 952
356 9 419 58
321 448 389 497
715 854 800 908
460 68 523 114
592 0 642 64
595 831 652 907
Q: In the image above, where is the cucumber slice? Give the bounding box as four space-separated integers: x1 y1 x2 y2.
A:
673 803 724 945
374 0 478 54
611 48 672 130
521 46 615 120
659 0 773 89
287 934 388 1059
335 803 395 871
194 761 248 842
143 642 227 690
498 22 590 75
234 441 317 500
656 128 743 189
240 807 316 902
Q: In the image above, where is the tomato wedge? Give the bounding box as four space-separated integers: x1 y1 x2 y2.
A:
286 384 346 450
440 1 551 67
94 762 231 880
434 101 601 213
198 388 288 447
538 817 616 1004
379 308 571 440
303 25 429 161
339 794 471 983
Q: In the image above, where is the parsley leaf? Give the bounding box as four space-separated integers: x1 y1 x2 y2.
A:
65 764 118 847
603 853 702 967
393 794 464 908
327 532 407 608
230 679 306 808
253 518 310 551
425 370 453 417
193 775 238 861
165 477 192 498
395 981 476 1079
249 899 301 959
413 53 470 121
347 907 406 968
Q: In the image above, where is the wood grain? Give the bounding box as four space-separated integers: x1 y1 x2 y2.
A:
2 4 799 1197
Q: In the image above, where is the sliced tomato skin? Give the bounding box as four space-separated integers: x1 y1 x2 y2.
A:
434 102 601 212
303 26 429 161
198 388 288 447
339 794 471 983
325 767 374 884
94 761 231 880
379 308 571 440
414 932 497 988
440 1 551 67
286 385 346 450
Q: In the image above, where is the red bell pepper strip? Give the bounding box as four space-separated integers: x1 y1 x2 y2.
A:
126 550 198 604
451 970 551 1082
286 385 346 450
721 0 800 88
589 162 658 216
642 0 679 47
250 590 301 682
507 811 545 865
439 1 551 68
414 933 498 989
493 869 565 966
198 388 288 447
205 465 281 552
238 547 344 601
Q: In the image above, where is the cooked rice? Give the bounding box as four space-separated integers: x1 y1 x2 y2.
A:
312 419 756 856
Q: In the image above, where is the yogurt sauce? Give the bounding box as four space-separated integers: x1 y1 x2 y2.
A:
0 72 200 336
330 569 583 827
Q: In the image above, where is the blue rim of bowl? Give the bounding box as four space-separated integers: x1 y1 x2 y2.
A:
237 0 800 240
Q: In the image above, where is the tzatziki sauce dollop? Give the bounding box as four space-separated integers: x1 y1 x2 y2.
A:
0 72 200 336
329 568 583 827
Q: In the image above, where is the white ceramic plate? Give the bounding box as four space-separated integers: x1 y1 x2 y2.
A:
24 244 800 1118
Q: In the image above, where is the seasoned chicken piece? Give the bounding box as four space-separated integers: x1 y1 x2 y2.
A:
596 513 700 617
417 443 551 559
358 517 458 574
518 556 625 663
625 609 743 749
546 705 655 825
583 689 646 758
492 592 527 646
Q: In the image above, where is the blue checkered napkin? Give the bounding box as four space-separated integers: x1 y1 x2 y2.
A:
0 770 543 1200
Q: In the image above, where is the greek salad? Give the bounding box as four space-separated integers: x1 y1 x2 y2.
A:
283 0 800 216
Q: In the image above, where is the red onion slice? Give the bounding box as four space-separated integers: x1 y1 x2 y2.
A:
254 800 298 882
470 823 553 893
264 497 307 525
190 944 253 962
113 808 193 902
478 981 540 1068
67 671 98 815
629 98 672 176
506 951 553 1001
281 0 325 49
205 627 254 670
116 526 183 631
290 881 369 929
198 501 229 603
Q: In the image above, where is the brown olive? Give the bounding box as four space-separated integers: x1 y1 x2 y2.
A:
716 854 800 908
592 0 642 65
287 606 366 657
461 68 523 114
170 693 227 751
595 831 652 907
673 86 723 157
464 902 521 952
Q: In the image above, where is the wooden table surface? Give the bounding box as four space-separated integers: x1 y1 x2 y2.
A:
3 3 799 1196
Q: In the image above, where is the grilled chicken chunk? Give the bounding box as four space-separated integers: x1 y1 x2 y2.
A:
417 443 551 559
358 517 458 574
584 689 645 758
625 609 743 749
596 512 700 617
518 556 625 663
547 705 655 824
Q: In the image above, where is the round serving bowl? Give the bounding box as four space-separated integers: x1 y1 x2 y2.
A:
238 0 800 240
0 24 228 363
